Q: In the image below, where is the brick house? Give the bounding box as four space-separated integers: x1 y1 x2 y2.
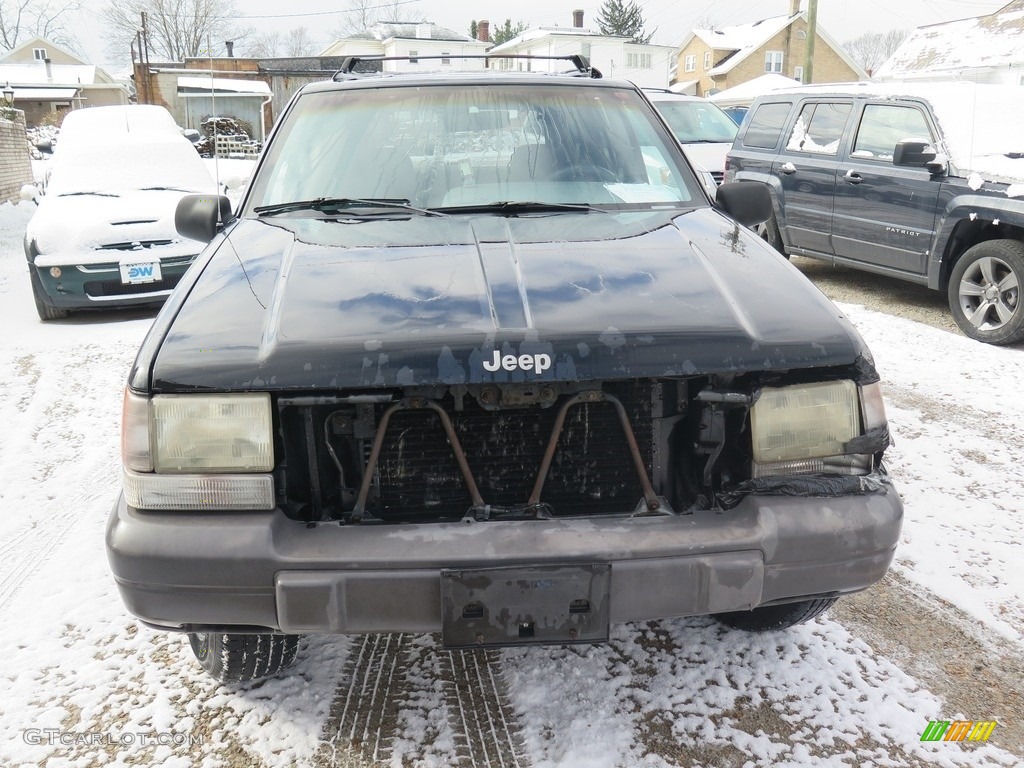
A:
673 1 865 97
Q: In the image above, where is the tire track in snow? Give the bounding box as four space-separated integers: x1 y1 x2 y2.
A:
316 635 528 768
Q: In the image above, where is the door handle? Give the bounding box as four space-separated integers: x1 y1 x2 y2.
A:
779 162 797 175
844 169 863 184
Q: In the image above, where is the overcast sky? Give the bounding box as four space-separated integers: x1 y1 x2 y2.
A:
71 0 1010 70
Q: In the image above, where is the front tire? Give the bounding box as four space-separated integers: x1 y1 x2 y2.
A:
715 597 837 632
188 632 300 683
947 240 1024 345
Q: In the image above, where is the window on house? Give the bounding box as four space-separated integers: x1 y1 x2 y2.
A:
409 50 418 64
441 51 450 65
684 54 696 73
765 51 784 73
704 51 712 69
627 53 636 68
33 48 47 60
794 66 804 83
641 53 651 68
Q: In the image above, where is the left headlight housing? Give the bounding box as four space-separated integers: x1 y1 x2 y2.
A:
121 390 275 510
750 379 883 477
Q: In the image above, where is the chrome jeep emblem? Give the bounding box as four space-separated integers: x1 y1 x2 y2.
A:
482 349 552 374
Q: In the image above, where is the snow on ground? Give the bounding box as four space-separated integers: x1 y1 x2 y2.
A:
0 195 1020 766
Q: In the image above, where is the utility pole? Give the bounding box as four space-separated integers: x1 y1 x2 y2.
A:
804 0 818 83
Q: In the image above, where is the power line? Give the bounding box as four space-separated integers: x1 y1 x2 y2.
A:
242 1 419 21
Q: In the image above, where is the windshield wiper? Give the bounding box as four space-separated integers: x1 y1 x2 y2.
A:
433 201 608 216
58 191 119 198
254 197 446 217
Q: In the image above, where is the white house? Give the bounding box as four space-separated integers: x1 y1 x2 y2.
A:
875 0 1024 84
485 12 676 88
320 22 490 72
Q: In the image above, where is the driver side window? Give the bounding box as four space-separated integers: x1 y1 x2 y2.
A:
852 105 933 161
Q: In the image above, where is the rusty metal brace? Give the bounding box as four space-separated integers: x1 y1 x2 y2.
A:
528 391 661 513
351 397 485 522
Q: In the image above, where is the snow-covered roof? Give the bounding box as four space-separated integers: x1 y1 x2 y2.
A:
875 0 1024 78
693 14 795 55
0 63 99 85
321 21 479 53
177 76 271 95
708 74 803 106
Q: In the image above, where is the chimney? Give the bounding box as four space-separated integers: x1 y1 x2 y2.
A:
416 23 432 39
225 40 234 57
789 0 801 15
573 9 584 28
478 20 490 42
44 58 53 83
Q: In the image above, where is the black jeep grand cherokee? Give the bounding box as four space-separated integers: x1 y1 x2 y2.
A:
106 57 902 682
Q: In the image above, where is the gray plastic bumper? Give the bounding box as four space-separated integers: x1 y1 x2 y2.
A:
106 479 903 634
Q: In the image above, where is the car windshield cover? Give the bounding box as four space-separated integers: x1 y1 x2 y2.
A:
246 83 702 214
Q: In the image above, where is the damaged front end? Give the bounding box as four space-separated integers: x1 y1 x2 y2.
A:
273 357 893 525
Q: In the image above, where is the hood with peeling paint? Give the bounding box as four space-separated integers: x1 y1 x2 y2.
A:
144 207 866 392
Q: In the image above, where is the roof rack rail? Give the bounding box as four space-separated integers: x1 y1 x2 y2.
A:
333 54 602 80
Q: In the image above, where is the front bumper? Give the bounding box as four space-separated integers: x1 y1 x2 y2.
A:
31 255 196 311
106 479 903 635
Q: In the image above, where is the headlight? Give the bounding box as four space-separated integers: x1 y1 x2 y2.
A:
751 380 864 477
152 393 273 472
120 391 275 510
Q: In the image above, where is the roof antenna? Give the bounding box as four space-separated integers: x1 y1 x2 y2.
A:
207 35 222 217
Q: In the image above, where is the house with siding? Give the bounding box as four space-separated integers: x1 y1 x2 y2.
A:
486 10 676 88
874 0 1024 84
673 0 865 96
0 36 129 125
319 22 489 71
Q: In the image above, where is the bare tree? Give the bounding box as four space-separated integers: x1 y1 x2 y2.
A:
284 26 316 57
0 0 82 52
245 31 282 58
103 0 244 63
843 29 908 74
330 0 420 38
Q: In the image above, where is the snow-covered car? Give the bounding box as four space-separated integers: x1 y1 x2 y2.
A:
106 57 903 683
644 89 739 184
23 105 218 321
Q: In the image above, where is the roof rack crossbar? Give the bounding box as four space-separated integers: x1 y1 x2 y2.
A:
333 53 601 80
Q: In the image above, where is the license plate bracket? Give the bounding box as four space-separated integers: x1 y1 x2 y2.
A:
440 563 610 649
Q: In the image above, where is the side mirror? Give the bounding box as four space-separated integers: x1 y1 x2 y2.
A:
175 194 234 243
893 138 937 167
715 181 772 228
20 184 40 205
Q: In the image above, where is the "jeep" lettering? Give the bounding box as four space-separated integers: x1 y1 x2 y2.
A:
482 349 552 374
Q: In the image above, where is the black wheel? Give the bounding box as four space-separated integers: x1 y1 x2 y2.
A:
947 240 1024 345
188 632 300 683
756 213 786 257
715 597 837 632
28 267 71 321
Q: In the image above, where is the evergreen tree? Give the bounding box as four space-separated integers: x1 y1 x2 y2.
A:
469 20 478 40
595 0 654 44
492 19 526 46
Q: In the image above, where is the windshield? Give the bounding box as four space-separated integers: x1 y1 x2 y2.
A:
246 83 703 213
653 100 739 144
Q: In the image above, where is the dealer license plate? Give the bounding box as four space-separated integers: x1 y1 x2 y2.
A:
119 260 162 285
440 563 611 648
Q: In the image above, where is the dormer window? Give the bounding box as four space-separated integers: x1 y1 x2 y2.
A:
33 48 48 61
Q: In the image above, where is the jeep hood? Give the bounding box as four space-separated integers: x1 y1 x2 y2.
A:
147 208 866 391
